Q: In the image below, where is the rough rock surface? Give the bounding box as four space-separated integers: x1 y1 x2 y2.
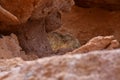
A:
0 34 22 59
0 0 34 24
60 5 120 45
69 35 120 54
0 50 120 80
0 58 24 72
0 0 74 24
0 34 38 60
0 0 74 25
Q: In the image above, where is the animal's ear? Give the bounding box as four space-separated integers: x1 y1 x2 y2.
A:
0 5 20 25
45 11 62 33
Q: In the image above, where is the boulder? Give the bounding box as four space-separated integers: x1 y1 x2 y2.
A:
0 50 120 80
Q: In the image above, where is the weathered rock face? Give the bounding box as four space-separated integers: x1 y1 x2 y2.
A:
0 58 24 72
59 0 120 45
69 36 120 54
0 50 120 80
0 34 38 60
0 0 74 25
0 0 34 24
60 5 120 45
0 34 22 59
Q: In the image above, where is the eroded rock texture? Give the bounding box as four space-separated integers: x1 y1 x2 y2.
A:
0 33 38 60
69 35 120 54
60 5 120 45
0 34 22 59
0 0 74 26
0 50 120 80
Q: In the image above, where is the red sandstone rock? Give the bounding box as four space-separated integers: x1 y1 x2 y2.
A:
0 5 19 25
0 0 74 24
0 34 21 59
0 50 120 80
0 58 23 72
69 36 120 54
0 34 38 60
107 40 120 50
0 0 34 24
60 5 120 45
